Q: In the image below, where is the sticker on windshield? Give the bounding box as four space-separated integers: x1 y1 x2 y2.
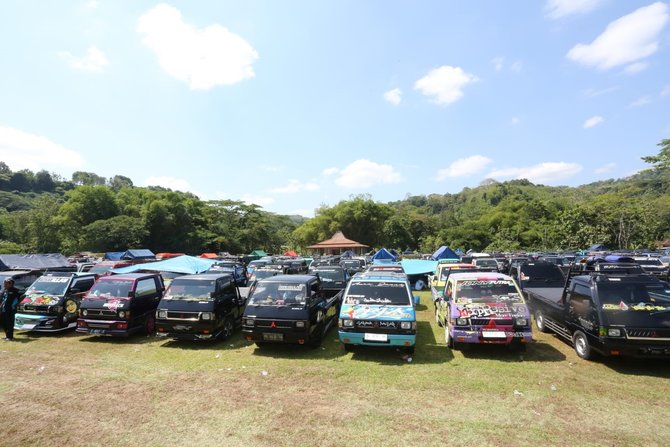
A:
458 280 514 286
40 277 70 283
278 285 305 291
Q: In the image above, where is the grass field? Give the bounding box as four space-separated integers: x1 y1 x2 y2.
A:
1 291 669 447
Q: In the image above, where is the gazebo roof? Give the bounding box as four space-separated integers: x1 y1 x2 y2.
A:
306 231 368 249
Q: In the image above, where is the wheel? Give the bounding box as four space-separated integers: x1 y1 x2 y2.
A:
144 314 155 335
445 324 454 349
573 331 592 360
344 343 354 352
535 310 549 333
220 316 234 340
435 307 443 327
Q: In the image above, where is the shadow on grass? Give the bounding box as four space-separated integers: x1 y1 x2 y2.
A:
77 332 159 345
250 327 348 360
15 328 80 342
599 356 670 378
159 332 252 351
458 340 566 362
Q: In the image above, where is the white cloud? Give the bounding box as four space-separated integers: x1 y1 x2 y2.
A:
595 162 616 174
137 3 258 90
58 46 109 72
582 86 619 98
511 116 520 125
583 115 604 128
270 179 320 194
0 126 84 171
545 0 604 19
335 159 402 188
488 162 583 184
322 167 339 176
435 155 493 181
414 65 478 105
144 176 192 192
492 57 504 72
566 2 669 71
630 96 652 107
661 85 670 96
624 61 649 74
383 88 402 105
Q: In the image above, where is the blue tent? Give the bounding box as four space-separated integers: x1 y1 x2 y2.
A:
104 252 124 261
112 255 217 275
432 246 459 261
122 249 156 260
371 248 397 263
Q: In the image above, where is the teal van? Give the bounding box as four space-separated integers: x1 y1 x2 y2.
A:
338 272 419 354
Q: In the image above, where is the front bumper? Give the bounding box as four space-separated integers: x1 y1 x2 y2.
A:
242 326 311 344
338 330 416 348
594 338 670 358
76 318 136 337
451 326 532 345
156 320 218 340
14 313 74 332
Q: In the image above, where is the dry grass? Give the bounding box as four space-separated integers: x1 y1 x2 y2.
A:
1 291 669 447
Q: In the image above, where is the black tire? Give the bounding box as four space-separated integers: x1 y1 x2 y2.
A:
573 331 592 360
535 309 549 333
144 314 155 335
220 316 234 340
435 307 443 327
255 342 266 348
344 343 354 352
445 324 454 349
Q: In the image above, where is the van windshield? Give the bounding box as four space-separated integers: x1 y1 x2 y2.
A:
248 283 307 306
455 280 523 304
88 280 133 298
26 276 70 296
164 280 216 301
344 281 411 306
599 283 670 307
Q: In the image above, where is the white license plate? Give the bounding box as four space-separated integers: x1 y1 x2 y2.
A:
364 333 388 342
482 330 507 339
263 332 283 341
19 323 37 330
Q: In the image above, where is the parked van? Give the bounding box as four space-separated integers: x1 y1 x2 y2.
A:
436 272 532 351
155 273 247 341
14 272 97 332
77 273 164 336
338 272 419 353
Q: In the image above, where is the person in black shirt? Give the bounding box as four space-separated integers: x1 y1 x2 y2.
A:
1 279 21 340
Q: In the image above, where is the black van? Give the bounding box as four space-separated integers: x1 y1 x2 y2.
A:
155 273 247 341
77 273 164 336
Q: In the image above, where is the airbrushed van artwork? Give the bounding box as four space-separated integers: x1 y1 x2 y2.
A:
435 272 532 350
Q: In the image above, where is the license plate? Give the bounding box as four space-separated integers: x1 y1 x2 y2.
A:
90 329 105 334
263 332 283 341
364 333 388 342
482 330 506 339
19 323 37 330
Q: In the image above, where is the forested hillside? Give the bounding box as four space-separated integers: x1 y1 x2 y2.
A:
1 140 668 254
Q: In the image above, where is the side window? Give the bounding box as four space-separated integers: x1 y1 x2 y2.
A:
310 282 319 297
72 278 95 293
219 279 235 298
135 278 158 297
569 284 592 317
445 283 453 301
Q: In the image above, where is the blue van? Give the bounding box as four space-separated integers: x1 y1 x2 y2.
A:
338 272 419 354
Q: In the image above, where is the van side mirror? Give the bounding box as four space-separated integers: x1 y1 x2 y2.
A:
127 291 135 298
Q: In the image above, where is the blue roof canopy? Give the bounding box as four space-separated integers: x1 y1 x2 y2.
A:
122 249 156 260
104 251 124 261
371 248 397 263
431 246 459 260
112 255 217 275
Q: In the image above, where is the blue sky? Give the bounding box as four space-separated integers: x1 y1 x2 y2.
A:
1 1 668 216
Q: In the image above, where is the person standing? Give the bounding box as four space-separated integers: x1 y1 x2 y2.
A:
1 279 21 341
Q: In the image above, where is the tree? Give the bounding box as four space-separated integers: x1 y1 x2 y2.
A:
641 139 670 171
9 170 33 191
72 171 106 186
34 170 56 192
109 175 134 191
80 216 148 251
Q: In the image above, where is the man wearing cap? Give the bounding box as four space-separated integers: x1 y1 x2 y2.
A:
1 279 21 340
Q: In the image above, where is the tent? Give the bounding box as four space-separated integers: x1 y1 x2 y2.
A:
587 244 607 252
156 252 185 260
104 252 124 261
122 249 156 260
0 253 71 271
341 250 355 257
250 250 268 258
431 246 460 261
283 250 299 257
371 248 397 263
199 253 220 259
112 255 217 275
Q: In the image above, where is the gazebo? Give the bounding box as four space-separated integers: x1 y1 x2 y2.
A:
306 231 369 256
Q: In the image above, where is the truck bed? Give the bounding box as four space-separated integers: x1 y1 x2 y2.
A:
525 287 564 307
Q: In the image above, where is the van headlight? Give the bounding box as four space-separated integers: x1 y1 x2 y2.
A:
158 310 167 319
245 318 255 326
118 310 126 319
341 319 354 328
295 321 306 328
82 309 88 316
400 321 411 329
201 312 213 320
515 317 528 327
456 318 469 326
607 328 622 337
